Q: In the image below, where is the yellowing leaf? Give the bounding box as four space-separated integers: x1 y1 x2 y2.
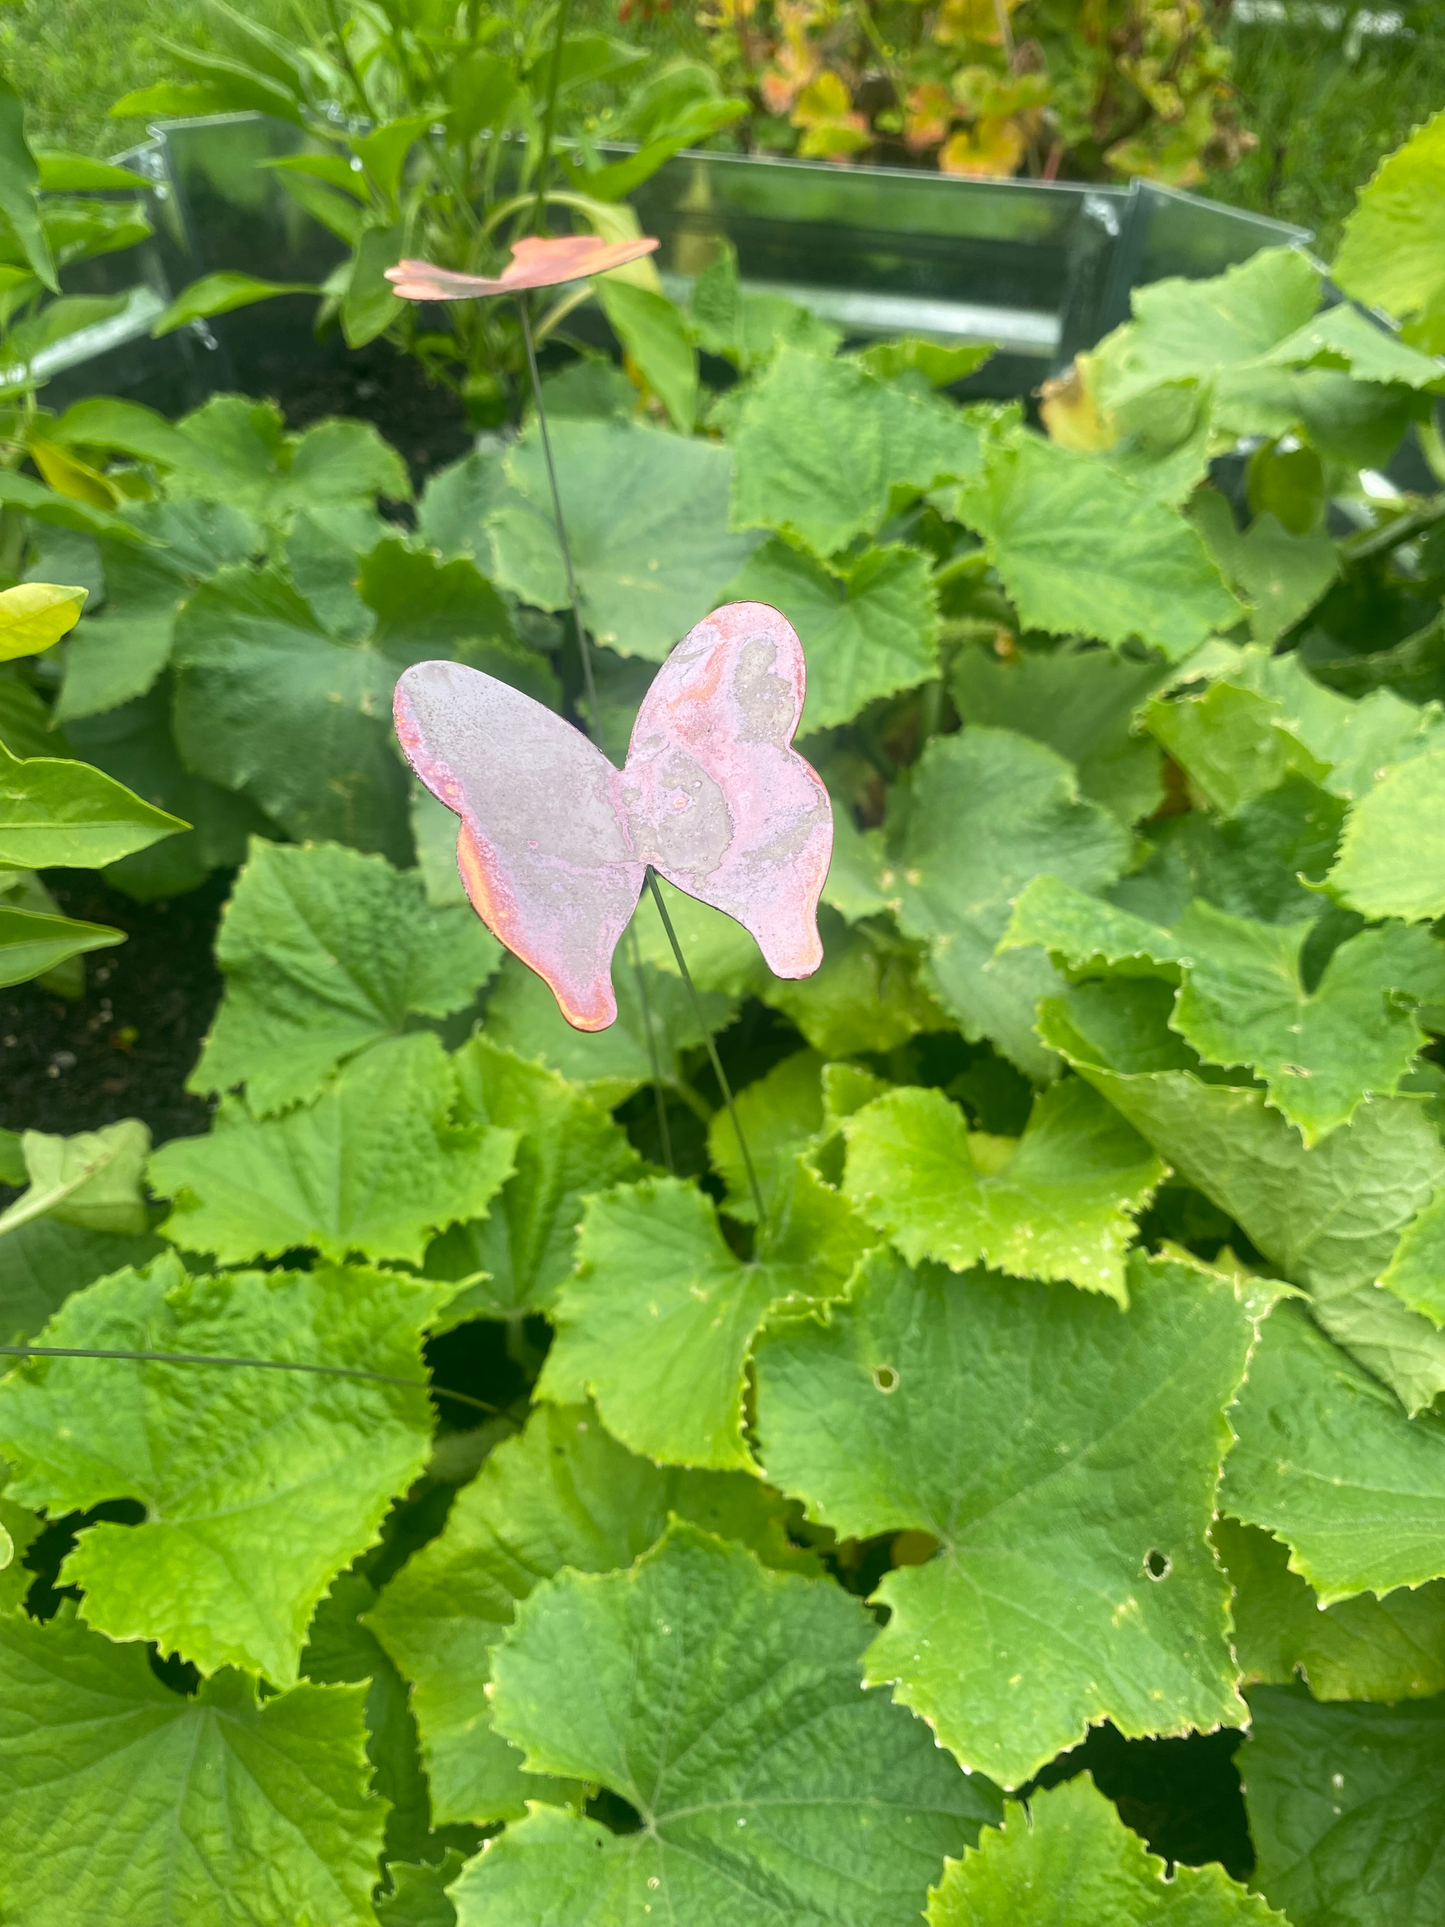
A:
0 582 87 659
939 116 1025 178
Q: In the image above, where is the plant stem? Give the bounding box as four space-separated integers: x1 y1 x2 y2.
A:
853 0 906 115
323 0 372 119
0 1343 511 1423
645 869 766 1224
532 0 573 233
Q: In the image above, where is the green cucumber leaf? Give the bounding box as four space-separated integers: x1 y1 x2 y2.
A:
1222 1299 1445 1604
998 874 1185 981
927 1772 1285 1924
367 1400 816 1826
0 1604 381 1927
0 1252 445 1683
481 950 738 1109
760 908 949 1057
952 641 1169 828
706 1047 826 1222
1191 494 1339 650
883 727 1131 1078
300 1570 430 1866
1217 1514 1445 1702
754 1247 1257 1788
1379 1184 1445 1326
1243 1684 1445 1927
171 566 410 861
0 1117 149 1237
64 679 272 902
426 1035 645 1320
1092 248 1323 411
842 1081 1162 1302
1042 978 1445 1415
1168 903 1445 1145
488 416 758 659
191 838 501 1115
454 1524 1001 1926
1327 746 1445 920
1333 106 1445 343
730 346 992 555
725 538 941 732
152 1033 516 1268
0 1217 163 1343
954 431 1239 659
537 1169 870 1469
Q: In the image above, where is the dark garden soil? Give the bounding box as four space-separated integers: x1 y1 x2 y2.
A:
0 869 228 1146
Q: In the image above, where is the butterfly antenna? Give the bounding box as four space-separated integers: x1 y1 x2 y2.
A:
0 1344 515 1425
645 869 767 1226
518 290 675 1175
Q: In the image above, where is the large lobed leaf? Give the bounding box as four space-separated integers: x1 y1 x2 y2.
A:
152 1032 515 1268
488 415 758 659
453 1524 1001 1927
0 1252 445 1683
882 726 1131 1077
1243 1684 1445 1927
928 1772 1285 1924
427 1034 646 1321
367 1400 815 1826
953 430 1239 660
538 1168 870 1469
0 1605 382 1927
191 838 502 1114
841 1081 1163 1304
1041 978 1445 1415
729 346 990 556
754 1248 1258 1788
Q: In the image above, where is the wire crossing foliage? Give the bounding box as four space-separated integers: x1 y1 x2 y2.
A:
3 94 1445 1927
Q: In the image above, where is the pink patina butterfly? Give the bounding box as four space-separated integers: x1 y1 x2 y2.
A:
386 233 661 301
394 603 833 1031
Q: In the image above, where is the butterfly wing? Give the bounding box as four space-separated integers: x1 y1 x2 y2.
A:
394 661 645 1030
621 602 832 979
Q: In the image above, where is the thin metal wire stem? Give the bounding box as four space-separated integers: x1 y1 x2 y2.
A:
0 1344 513 1424
517 293 600 736
627 921 674 1171
645 868 766 1225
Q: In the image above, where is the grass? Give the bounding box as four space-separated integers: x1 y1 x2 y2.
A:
1206 1 1445 254
0 0 297 158
1 0 1442 258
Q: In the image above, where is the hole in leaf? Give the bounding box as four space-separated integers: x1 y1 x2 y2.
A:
891 1529 939 1568
21 1498 145 1621
586 1786 645 1835
148 1645 201 1696
872 1363 899 1393
1144 1548 1171 1580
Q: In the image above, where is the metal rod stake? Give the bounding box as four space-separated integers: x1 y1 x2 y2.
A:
0 1344 511 1423
645 868 767 1225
